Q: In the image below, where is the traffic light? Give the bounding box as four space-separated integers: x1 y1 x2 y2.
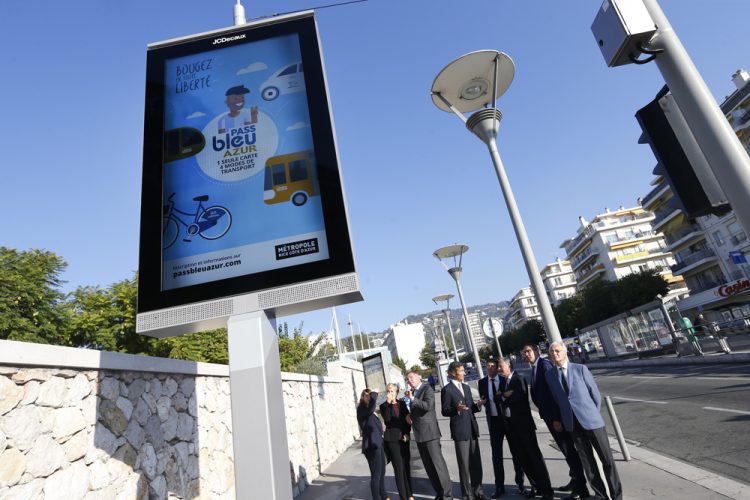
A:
636 86 731 219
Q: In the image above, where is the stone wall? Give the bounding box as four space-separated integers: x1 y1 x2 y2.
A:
284 358 366 496
0 340 364 499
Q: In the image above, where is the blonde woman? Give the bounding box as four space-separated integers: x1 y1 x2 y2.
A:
380 383 413 500
357 389 390 500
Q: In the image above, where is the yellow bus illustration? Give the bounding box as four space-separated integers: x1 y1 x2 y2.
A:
263 151 318 206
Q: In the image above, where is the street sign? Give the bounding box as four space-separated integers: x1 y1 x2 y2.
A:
729 250 747 264
482 317 504 339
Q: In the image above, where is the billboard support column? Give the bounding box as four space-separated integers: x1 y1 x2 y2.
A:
228 311 293 499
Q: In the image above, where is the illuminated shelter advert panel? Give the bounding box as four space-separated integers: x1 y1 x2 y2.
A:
161 32 327 290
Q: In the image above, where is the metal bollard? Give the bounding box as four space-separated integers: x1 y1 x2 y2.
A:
604 396 631 462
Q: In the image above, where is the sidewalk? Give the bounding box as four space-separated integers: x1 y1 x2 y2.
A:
297 390 750 500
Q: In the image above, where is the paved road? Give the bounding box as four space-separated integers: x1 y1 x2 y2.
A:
584 363 750 486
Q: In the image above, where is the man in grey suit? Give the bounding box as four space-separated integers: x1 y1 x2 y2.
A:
546 342 622 500
407 371 453 499
441 361 485 500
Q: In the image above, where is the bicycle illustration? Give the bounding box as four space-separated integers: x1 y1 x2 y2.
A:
162 193 232 249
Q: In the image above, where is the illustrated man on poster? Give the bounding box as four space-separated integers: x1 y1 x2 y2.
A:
218 85 258 133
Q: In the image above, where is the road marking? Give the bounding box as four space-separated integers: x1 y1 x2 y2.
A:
702 406 750 415
694 376 750 382
611 396 668 404
631 375 672 379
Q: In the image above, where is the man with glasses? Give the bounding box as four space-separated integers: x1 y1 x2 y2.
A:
521 344 587 500
545 342 622 500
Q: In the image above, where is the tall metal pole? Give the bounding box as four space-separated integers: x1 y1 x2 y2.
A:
443 309 459 361
448 268 484 378
483 137 562 343
438 324 449 359
332 307 343 354
642 0 750 237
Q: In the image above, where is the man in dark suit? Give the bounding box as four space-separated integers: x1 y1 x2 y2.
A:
495 358 553 500
406 370 453 499
546 342 623 500
521 343 588 500
478 358 525 498
441 361 485 500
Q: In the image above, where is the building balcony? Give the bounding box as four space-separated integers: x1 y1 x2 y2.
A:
671 248 718 275
576 263 606 287
730 231 748 247
641 183 671 210
571 248 599 271
666 225 704 252
652 199 683 230
608 230 660 249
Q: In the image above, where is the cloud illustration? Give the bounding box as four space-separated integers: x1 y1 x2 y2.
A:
186 111 206 119
237 62 268 75
286 122 309 131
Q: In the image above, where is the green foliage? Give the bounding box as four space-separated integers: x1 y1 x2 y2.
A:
392 356 407 372
66 275 170 357
553 270 669 336
277 322 311 372
419 344 435 369
499 320 546 356
0 247 69 345
163 329 228 364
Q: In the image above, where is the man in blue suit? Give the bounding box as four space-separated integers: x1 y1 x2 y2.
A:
545 342 622 500
442 361 485 500
521 344 587 500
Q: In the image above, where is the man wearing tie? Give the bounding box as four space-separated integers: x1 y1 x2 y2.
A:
478 357 525 498
441 361 485 500
495 358 554 500
406 370 453 499
545 342 623 500
521 343 588 500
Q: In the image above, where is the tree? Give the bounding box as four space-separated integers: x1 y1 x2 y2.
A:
276 322 311 372
66 274 170 357
552 271 670 334
392 357 407 372
0 247 69 345
419 344 435 369
164 329 228 364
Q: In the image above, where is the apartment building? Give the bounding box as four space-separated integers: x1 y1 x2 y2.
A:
507 287 541 330
466 311 487 348
541 258 577 307
384 321 426 368
560 206 684 290
640 69 750 322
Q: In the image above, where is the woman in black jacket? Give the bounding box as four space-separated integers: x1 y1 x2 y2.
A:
380 383 413 500
357 389 390 500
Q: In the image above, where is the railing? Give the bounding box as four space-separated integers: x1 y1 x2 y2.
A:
641 183 669 208
671 247 716 273
665 224 703 246
651 199 682 227
730 231 748 246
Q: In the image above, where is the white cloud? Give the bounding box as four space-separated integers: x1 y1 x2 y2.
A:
286 122 309 131
237 62 268 75
186 111 206 119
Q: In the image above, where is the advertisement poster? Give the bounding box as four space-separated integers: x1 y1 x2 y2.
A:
161 33 328 290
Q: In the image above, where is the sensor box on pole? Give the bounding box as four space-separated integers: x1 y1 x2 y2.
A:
591 0 657 67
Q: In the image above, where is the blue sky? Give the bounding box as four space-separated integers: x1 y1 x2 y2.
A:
3 0 749 339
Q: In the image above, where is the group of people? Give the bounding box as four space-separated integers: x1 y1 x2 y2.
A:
357 341 623 500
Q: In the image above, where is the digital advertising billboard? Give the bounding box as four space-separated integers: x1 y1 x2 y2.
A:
137 12 361 336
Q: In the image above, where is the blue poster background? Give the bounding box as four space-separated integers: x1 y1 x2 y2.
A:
161 33 328 289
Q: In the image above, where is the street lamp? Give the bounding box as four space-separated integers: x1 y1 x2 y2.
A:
430 50 562 344
433 245 484 378
432 294 460 362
